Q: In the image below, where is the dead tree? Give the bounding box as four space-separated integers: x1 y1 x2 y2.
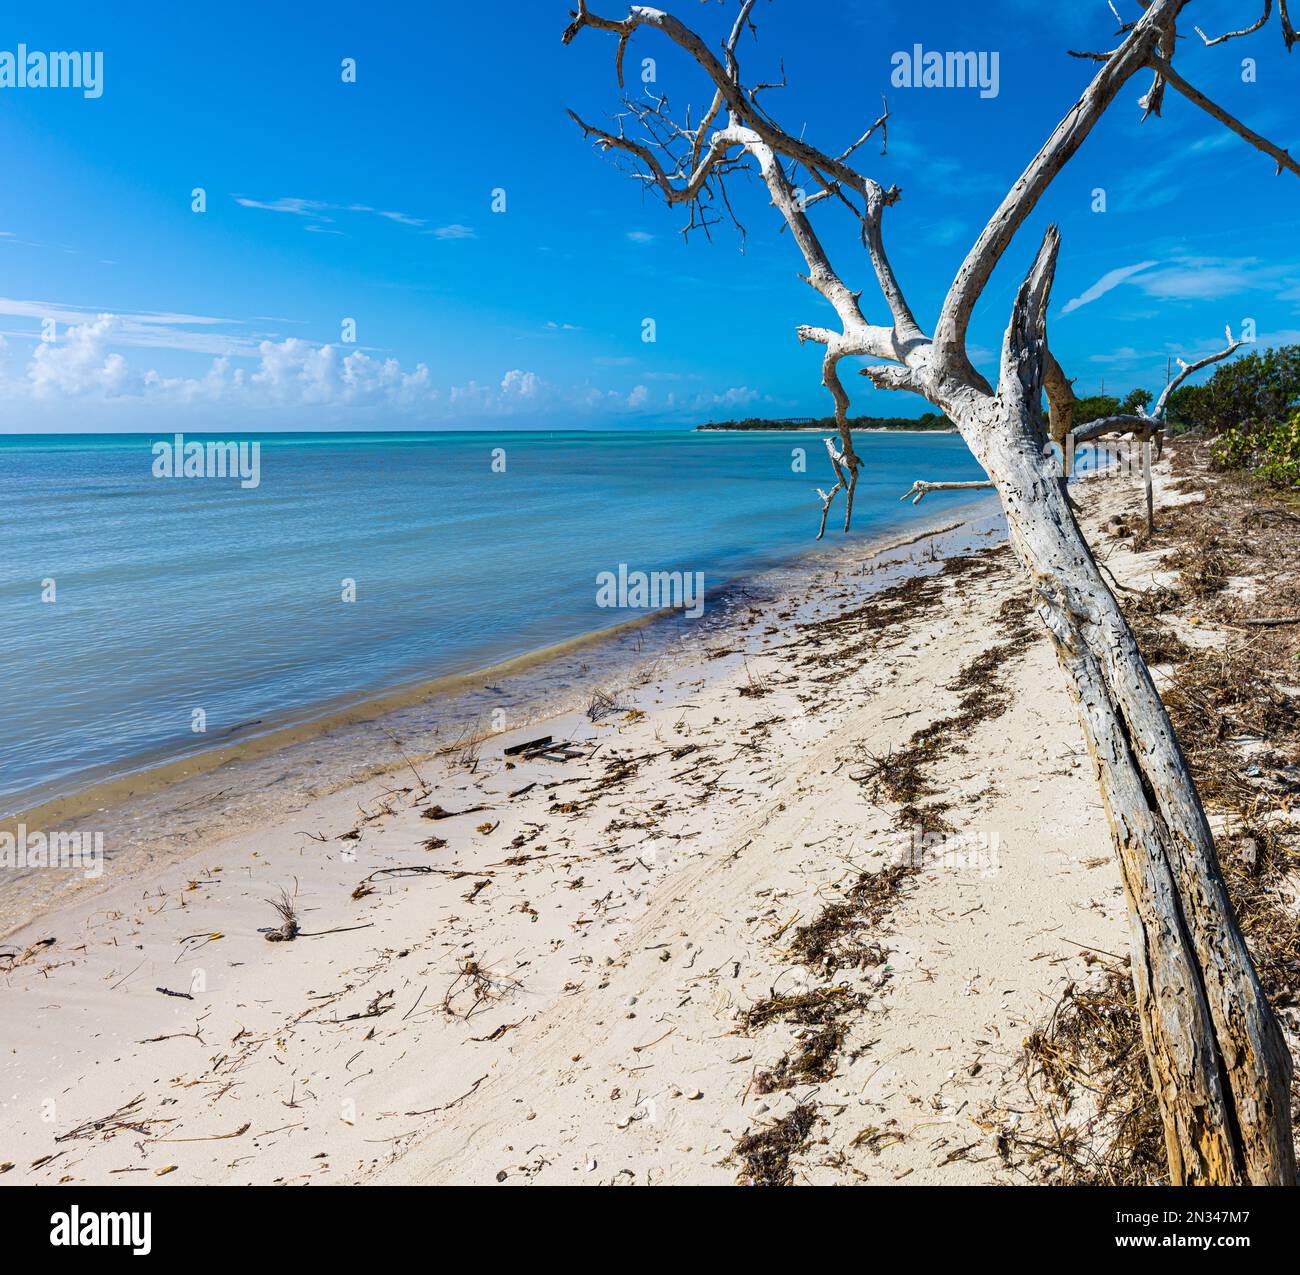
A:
564 0 1300 1184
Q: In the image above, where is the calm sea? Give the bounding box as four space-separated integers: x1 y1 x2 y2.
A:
0 429 990 812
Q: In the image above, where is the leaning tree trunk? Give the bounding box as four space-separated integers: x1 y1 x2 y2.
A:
982 428 1295 1184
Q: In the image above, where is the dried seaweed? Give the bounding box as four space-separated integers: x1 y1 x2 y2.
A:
1015 960 1165 1185
741 984 860 1032
732 1102 818 1186
857 632 1025 830
787 864 913 975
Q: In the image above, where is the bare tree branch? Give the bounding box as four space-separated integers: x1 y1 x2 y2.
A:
1152 325 1249 418
1151 53 1300 175
1069 328 1246 444
1069 413 1157 445
1044 348 1078 446
1196 0 1272 46
934 5 1173 380
998 225 1061 430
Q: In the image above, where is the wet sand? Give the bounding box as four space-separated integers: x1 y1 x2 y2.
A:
0 504 984 937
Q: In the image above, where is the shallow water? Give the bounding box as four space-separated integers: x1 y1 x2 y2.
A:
0 428 990 811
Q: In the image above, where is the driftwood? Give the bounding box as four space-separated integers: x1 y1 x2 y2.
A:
565 0 1298 1183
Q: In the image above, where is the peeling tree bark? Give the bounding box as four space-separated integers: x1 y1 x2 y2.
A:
565 0 1299 1183
994 437 1294 1183
979 236 1295 1183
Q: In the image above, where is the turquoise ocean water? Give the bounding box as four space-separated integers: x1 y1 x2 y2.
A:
0 429 990 812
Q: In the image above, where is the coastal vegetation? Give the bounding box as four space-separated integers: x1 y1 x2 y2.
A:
1192 344 1300 489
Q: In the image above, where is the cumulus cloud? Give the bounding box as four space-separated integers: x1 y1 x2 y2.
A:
10 317 435 410
2 307 744 425
499 368 542 399
705 386 761 408
444 369 557 414
248 339 434 407
27 315 135 398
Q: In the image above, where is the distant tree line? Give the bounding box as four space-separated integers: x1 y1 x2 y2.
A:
1074 387 1154 425
696 412 954 431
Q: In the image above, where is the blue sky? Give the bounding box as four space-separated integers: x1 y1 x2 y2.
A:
1 0 1296 431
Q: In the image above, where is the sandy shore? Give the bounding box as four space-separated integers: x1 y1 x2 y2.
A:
0 463 1203 1186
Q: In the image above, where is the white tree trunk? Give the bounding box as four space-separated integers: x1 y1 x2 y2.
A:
976 424 1295 1185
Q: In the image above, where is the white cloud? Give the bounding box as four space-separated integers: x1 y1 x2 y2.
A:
627 230 655 244
235 196 429 233
499 369 544 399
706 386 761 408
27 315 135 398
234 196 329 218
247 339 433 407
1251 327 1300 347
444 368 553 414
1062 255 1299 315
0 295 250 356
1060 261 1158 315
1136 257 1288 301
353 206 425 228
9 319 435 410
0 306 712 424
427 224 476 240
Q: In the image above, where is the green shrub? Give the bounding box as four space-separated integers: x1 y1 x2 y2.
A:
1255 412 1300 487
1166 345 1300 435
1211 410 1300 488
